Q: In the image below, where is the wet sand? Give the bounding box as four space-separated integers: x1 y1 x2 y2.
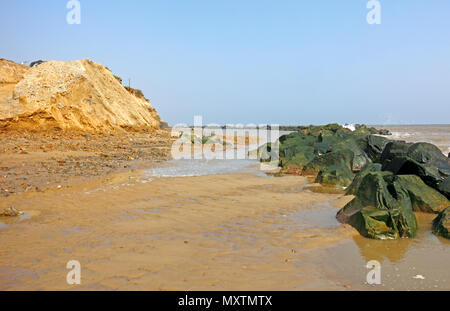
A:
1 167 449 291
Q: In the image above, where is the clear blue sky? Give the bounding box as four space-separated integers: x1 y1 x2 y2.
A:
1 0 449 125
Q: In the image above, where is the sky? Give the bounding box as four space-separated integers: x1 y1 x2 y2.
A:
1 0 449 126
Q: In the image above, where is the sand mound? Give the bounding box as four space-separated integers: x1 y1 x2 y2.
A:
0 59 30 106
0 58 29 84
0 59 161 132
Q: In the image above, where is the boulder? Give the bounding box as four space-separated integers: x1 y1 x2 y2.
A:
432 208 450 239
438 177 450 200
380 141 412 170
381 142 450 193
302 150 354 175
282 147 315 168
312 142 330 156
337 172 418 240
279 133 316 163
394 158 448 191
315 165 354 187
395 175 449 213
331 138 372 171
365 135 390 162
407 143 449 169
346 163 382 195
0 206 24 217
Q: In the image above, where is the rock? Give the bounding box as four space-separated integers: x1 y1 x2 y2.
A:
312 142 330 156
337 172 418 240
393 158 447 191
302 150 354 175
407 143 449 169
30 60 45 67
365 135 390 162
0 206 24 217
346 163 382 195
381 142 450 193
315 164 354 187
282 146 315 168
380 141 412 171
432 207 450 239
279 133 316 161
331 138 372 171
438 177 450 200
396 175 449 213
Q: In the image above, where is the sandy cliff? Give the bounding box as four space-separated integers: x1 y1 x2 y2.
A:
0 59 161 132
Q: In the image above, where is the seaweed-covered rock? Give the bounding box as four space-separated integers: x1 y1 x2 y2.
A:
313 142 330 156
396 175 449 213
337 172 418 240
315 165 354 187
331 138 371 171
407 143 449 169
394 158 448 191
432 208 450 239
346 163 382 195
279 133 316 163
282 146 315 168
380 141 412 171
302 150 354 175
365 135 390 162
381 142 450 193
438 177 450 200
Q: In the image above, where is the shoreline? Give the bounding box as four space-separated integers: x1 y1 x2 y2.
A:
0 126 449 291
1 160 449 290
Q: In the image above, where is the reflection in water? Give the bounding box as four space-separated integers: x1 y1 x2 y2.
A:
352 235 412 263
0 211 35 229
352 213 449 264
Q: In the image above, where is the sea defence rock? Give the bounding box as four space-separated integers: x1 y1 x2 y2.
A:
315 164 354 187
381 142 450 195
346 163 382 195
432 208 450 239
439 177 450 200
0 59 161 132
337 172 418 240
330 138 371 171
302 149 354 176
365 135 390 162
380 141 412 171
396 175 449 214
271 124 449 240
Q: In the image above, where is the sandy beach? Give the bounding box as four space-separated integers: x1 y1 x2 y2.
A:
1 147 449 290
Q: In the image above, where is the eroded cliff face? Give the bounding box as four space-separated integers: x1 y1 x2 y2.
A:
0 58 29 84
0 59 161 132
0 59 30 107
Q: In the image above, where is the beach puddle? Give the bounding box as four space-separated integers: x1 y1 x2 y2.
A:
0 210 39 229
315 212 450 290
290 208 341 230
